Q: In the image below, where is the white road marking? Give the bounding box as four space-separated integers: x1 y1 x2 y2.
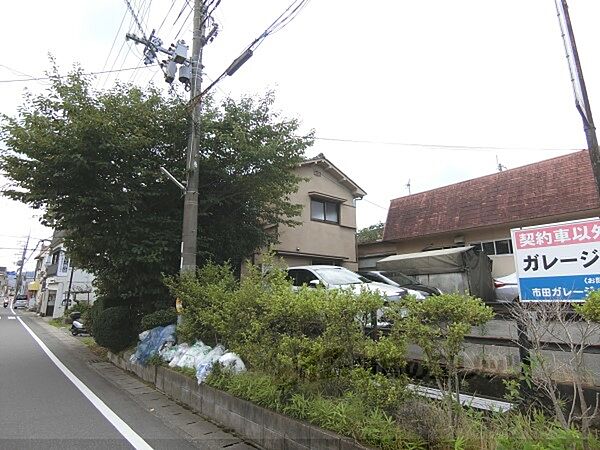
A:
14 314 153 450
8 316 16 320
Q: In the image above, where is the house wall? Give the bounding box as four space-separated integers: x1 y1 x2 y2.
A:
359 210 600 277
270 164 360 270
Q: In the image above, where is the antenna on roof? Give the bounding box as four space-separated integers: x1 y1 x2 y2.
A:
496 155 507 172
406 179 411 195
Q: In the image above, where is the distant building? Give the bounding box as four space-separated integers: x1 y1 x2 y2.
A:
0 267 7 298
359 150 600 277
38 230 96 317
250 154 366 271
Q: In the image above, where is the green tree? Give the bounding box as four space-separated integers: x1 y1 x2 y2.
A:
0 67 312 313
357 222 384 244
394 293 493 430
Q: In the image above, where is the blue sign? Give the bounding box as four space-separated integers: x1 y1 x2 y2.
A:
518 275 600 302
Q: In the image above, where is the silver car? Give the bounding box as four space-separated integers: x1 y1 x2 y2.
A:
13 297 28 310
286 265 426 301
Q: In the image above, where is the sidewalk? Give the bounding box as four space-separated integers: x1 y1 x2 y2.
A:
29 313 256 450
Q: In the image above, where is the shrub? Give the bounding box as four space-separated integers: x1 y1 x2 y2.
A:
93 306 137 352
140 308 178 331
575 289 600 322
394 293 493 430
166 261 395 384
65 301 92 317
64 302 92 324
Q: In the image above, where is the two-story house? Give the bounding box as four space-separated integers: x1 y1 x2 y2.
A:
250 154 366 270
39 230 96 317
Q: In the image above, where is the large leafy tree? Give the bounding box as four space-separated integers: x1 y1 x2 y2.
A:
0 68 311 312
357 222 384 244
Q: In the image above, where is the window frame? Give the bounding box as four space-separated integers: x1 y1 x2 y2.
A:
470 239 514 256
310 198 340 224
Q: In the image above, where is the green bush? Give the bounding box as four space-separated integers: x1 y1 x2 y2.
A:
93 306 137 352
171 260 597 449
575 289 600 322
140 307 178 331
206 368 419 449
64 302 92 324
65 301 92 317
167 261 396 384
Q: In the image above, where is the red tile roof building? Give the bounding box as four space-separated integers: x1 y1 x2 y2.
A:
383 150 600 242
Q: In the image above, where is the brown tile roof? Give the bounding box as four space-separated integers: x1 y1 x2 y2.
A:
383 150 600 242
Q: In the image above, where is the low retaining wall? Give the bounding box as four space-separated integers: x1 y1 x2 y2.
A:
107 352 369 450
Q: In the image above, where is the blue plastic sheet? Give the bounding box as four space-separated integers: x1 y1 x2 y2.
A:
130 324 177 365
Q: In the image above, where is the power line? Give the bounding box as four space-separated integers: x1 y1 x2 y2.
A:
100 5 142 88
0 64 36 80
0 66 152 84
312 136 580 153
100 7 129 75
361 198 388 211
173 7 194 41
188 0 311 108
157 0 177 34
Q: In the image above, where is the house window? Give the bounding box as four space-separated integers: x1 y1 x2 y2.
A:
482 242 495 255
310 199 339 223
51 251 61 265
471 239 513 255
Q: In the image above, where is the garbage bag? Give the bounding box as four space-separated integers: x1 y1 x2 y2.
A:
130 324 177 365
159 342 177 362
173 341 211 369
218 352 246 374
139 330 150 341
168 343 190 367
195 344 226 384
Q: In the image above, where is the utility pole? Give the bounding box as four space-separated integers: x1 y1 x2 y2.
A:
64 264 75 314
127 1 207 273
181 0 206 273
555 0 600 195
13 232 30 298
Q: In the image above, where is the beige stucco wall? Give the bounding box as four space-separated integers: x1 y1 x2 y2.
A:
359 210 600 277
263 163 360 269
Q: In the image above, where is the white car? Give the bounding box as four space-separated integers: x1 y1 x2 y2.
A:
286 265 426 301
494 273 519 302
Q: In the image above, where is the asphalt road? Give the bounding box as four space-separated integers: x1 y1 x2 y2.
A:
0 306 217 449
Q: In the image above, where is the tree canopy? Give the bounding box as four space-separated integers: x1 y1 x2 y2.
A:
357 222 384 244
0 68 312 311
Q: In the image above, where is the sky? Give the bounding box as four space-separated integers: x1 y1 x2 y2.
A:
0 0 598 271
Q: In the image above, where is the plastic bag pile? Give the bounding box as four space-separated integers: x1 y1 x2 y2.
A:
129 326 245 384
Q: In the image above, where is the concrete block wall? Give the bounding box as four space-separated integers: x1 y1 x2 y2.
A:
108 352 370 450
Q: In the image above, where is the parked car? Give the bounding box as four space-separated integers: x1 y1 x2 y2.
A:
494 273 519 302
286 265 425 327
358 270 442 297
286 265 426 301
13 295 28 310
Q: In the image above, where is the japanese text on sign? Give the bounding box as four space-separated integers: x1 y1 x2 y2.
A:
512 218 600 302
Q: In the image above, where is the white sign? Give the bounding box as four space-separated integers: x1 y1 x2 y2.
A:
511 218 600 302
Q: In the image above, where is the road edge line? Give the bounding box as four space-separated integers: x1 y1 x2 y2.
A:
15 314 153 450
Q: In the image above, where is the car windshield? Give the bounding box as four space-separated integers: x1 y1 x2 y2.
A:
315 268 371 285
381 271 416 286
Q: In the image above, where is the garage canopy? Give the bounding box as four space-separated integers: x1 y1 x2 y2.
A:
377 247 479 275
376 246 495 301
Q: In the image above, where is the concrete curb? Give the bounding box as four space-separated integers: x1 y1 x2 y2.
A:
107 351 370 450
